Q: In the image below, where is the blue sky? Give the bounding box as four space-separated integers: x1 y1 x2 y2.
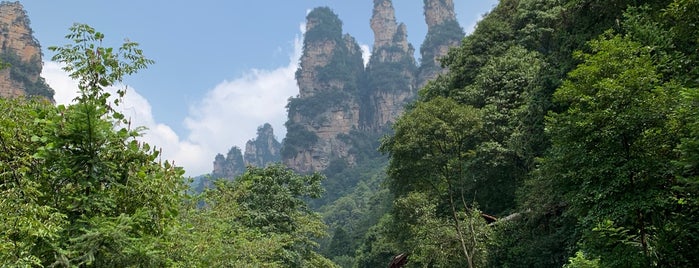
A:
19 0 498 176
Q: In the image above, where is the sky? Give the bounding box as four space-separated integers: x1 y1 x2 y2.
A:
17 0 498 176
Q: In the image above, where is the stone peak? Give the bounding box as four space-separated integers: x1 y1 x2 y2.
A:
305 7 343 37
424 0 458 27
0 1 25 10
370 0 410 55
371 0 398 49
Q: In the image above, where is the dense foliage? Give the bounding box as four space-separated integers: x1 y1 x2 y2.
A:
4 0 699 266
352 0 699 267
174 165 336 267
1 23 182 266
0 24 335 267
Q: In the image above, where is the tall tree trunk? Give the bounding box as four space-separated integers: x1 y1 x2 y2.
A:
448 183 473 268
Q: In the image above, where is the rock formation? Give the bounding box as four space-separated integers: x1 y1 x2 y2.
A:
202 123 281 191
244 123 281 167
417 0 465 87
282 7 364 173
281 1 465 173
362 0 417 130
211 147 245 180
0 1 53 100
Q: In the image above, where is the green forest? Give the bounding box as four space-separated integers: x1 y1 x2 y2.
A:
2 0 699 267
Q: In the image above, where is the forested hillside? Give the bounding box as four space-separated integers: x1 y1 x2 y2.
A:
359 0 699 267
1 0 698 267
0 24 337 267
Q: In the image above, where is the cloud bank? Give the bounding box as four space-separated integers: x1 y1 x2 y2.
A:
40 23 374 177
42 34 302 177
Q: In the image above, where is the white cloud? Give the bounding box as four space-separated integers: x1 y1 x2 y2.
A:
183 35 302 174
43 61 79 105
42 62 210 176
360 43 371 67
42 30 304 177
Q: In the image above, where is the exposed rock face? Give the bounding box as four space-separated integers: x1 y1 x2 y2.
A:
424 0 457 26
283 7 364 173
244 123 281 167
211 147 245 180
202 124 280 190
370 0 409 53
362 0 417 130
417 0 465 87
0 1 53 100
295 8 363 99
282 2 466 173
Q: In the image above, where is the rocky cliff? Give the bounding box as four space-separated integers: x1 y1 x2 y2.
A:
244 123 281 167
211 146 246 180
417 0 465 87
0 1 53 100
282 1 465 173
282 7 364 173
209 123 282 180
362 0 417 130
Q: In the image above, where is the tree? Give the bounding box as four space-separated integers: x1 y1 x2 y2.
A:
541 33 679 266
0 98 65 267
172 179 299 267
1 23 187 267
392 192 491 267
231 164 336 267
457 45 546 215
380 96 488 267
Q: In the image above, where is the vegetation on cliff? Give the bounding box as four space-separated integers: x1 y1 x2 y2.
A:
3 0 699 267
357 0 699 267
0 51 54 98
0 1 54 100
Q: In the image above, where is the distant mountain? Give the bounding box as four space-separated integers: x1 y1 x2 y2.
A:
244 123 282 168
417 0 465 88
0 1 54 100
197 123 282 191
211 146 246 181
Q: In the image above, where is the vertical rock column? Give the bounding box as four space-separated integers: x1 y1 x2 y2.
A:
417 0 465 88
282 7 365 173
362 0 417 130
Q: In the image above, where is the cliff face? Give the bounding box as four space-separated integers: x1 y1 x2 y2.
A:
282 2 465 173
282 7 364 173
211 147 245 180
362 0 417 130
209 123 282 180
244 123 281 167
417 0 465 87
0 1 53 100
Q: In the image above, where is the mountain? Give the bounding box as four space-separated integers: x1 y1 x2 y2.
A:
0 1 53 100
243 123 282 167
196 123 282 191
281 0 464 174
362 0 418 130
281 7 365 173
210 123 282 181
211 146 246 181
417 0 465 88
